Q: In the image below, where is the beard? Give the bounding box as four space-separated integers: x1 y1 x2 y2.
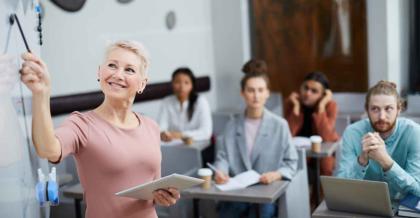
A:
369 117 397 134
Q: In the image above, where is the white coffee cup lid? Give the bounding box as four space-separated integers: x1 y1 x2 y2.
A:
310 135 323 143
198 168 213 176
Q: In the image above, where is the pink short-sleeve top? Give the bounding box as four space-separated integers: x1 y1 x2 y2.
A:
54 111 161 218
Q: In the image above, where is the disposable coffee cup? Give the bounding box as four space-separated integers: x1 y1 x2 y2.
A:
310 135 323 153
197 168 213 189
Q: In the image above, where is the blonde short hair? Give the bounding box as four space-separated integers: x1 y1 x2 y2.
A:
105 40 150 76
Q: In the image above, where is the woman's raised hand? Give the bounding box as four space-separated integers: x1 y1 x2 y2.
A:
20 52 51 95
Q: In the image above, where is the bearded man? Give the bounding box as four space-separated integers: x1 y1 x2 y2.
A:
335 80 420 200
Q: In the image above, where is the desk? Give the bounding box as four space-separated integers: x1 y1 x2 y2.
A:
182 180 289 218
305 142 338 207
62 183 83 218
313 201 403 218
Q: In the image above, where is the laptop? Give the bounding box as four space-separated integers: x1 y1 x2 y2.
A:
321 176 397 217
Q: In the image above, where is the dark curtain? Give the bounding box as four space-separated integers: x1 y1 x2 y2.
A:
409 0 420 93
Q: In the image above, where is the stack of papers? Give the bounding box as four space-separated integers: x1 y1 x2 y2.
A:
398 194 420 217
398 205 420 217
216 170 261 191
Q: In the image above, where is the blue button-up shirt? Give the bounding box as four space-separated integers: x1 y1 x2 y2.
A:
336 118 420 200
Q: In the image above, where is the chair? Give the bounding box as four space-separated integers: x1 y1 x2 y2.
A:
333 92 366 123
157 146 203 218
278 148 311 218
401 116 420 124
266 92 283 117
161 146 202 177
333 92 365 114
212 111 234 137
333 140 344 177
405 95 420 115
335 115 351 136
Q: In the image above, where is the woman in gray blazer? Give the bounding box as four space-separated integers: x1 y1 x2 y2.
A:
214 59 298 218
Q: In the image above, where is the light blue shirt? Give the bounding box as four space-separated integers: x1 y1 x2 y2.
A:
336 118 420 200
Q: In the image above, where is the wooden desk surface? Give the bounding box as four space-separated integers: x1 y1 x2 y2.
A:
182 180 289 204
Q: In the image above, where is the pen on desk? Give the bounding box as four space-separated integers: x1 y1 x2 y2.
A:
206 162 218 173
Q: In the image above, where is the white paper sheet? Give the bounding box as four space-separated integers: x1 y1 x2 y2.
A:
216 170 261 191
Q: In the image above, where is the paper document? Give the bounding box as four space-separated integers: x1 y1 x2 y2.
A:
116 174 204 200
292 136 311 148
216 170 261 191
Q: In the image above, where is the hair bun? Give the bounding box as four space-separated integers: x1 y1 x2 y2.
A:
242 59 267 74
389 82 397 89
378 80 397 89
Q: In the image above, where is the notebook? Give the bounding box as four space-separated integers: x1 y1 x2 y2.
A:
116 174 204 200
216 170 261 191
400 194 420 212
398 205 420 217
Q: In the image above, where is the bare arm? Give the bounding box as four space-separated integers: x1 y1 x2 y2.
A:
20 52 61 162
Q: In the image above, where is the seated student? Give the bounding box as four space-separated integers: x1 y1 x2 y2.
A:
214 60 298 218
336 81 420 200
285 72 339 176
158 67 212 142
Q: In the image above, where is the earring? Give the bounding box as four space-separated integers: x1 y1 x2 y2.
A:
97 79 100 82
137 90 142 94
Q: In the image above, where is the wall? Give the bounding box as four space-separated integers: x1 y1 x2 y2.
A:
211 0 251 111
0 0 47 217
41 0 413 115
42 0 217 119
367 0 410 93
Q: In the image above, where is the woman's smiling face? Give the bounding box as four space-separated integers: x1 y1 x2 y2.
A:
98 47 146 101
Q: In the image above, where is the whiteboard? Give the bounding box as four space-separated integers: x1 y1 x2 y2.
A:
0 1 48 217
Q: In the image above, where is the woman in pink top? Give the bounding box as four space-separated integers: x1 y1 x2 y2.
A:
19 40 180 218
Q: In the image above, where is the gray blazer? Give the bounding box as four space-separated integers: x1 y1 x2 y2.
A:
214 109 298 180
